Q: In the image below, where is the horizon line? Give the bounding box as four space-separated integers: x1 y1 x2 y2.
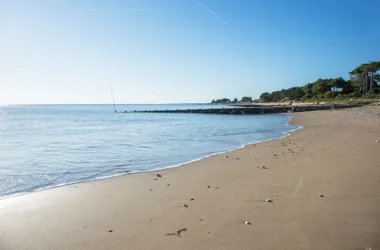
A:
0 102 212 106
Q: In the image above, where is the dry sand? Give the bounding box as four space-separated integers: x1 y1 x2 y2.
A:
1 106 380 250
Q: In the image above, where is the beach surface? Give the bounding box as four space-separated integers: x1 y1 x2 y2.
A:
1 106 380 250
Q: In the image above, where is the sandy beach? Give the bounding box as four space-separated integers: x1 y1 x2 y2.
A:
1 106 379 250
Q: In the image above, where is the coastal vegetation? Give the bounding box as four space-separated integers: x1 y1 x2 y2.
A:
211 96 254 104
211 98 233 104
211 61 380 104
260 61 380 102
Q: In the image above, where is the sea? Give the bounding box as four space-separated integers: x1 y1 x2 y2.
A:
0 104 300 199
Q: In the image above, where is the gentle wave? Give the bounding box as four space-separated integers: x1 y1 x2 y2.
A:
0 117 302 200
0 104 301 199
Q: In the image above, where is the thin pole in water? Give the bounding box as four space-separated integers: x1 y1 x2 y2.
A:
111 85 117 113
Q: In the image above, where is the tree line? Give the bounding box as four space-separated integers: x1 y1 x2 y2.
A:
260 61 380 102
211 96 253 104
210 61 380 104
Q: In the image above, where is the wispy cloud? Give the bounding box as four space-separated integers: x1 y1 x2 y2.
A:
194 0 248 39
84 8 160 12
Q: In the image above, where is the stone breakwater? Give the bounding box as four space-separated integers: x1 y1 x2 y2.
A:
123 104 362 115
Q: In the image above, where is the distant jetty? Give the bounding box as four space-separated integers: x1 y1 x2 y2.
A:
120 103 362 115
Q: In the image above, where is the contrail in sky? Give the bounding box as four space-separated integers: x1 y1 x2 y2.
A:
194 0 231 28
193 0 248 39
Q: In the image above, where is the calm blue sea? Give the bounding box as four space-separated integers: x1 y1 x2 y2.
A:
0 104 300 199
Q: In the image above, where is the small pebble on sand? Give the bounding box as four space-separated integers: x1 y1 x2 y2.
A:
190 198 194 201
319 194 324 198
225 155 229 158
183 204 188 208
156 174 162 178
244 221 252 225
265 199 273 203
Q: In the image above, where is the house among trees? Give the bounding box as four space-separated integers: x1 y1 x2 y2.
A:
331 86 343 92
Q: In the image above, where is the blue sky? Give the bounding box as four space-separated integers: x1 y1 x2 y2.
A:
0 0 379 104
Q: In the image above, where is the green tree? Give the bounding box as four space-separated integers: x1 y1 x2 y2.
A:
303 83 313 98
348 63 378 95
285 87 305 99
271 91 283 102
366 61 380 90
260 92 272 102
312 79 330 95
324 91 335 99
328 77 346 88
211 98 231 104
241 96 252 102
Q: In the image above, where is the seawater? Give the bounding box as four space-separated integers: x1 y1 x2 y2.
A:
0 104 300 198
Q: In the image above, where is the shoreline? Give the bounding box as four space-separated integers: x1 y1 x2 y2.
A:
0 114 301 201
1 106 379 249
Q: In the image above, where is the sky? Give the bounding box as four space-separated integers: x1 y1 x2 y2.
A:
0 0 379 104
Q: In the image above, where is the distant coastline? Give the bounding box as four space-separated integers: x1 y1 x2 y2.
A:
210 61 380 105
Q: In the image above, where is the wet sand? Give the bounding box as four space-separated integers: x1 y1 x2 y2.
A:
1 106 380 250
